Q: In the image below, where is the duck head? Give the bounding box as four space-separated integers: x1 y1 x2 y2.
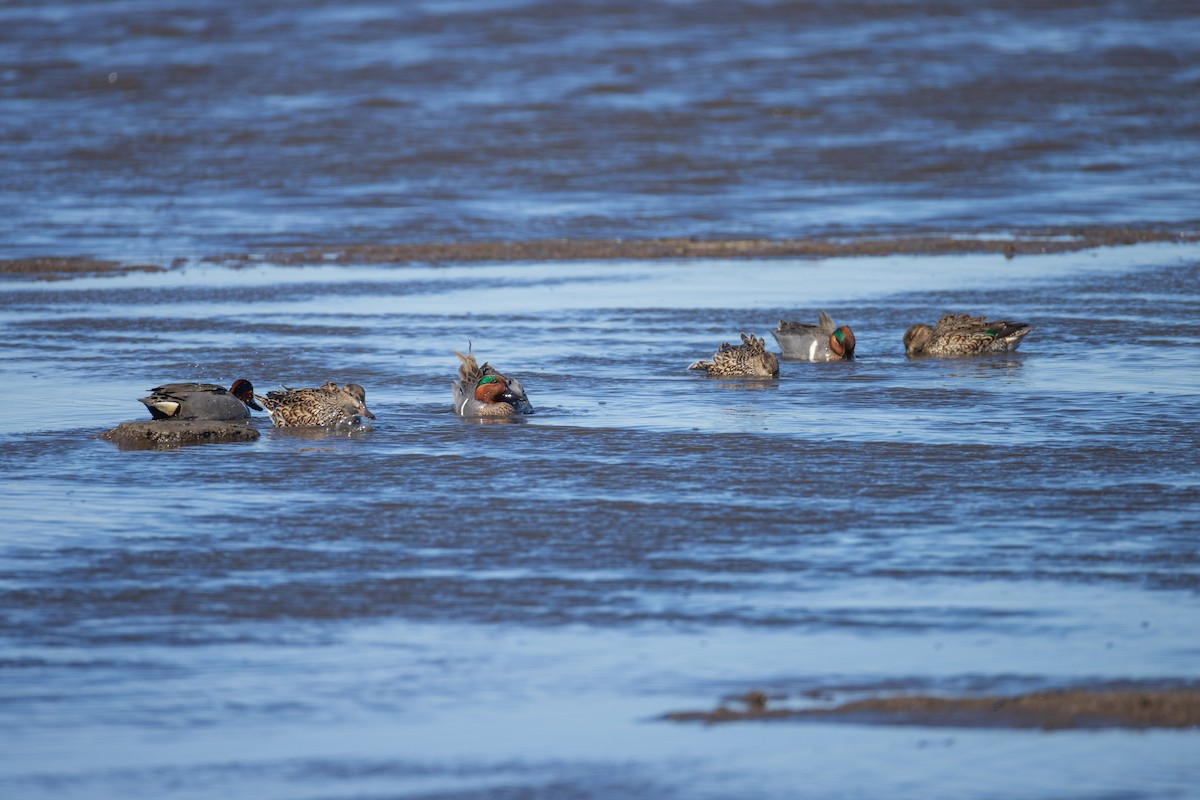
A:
475 373 534 412
230 379 264 411
829 325 856 359
903 323 934 356
499 375 534 413
342 383 376 419
475 374 510 404
758 349 780 377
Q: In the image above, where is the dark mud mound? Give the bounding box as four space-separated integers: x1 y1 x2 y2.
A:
102 420 259 450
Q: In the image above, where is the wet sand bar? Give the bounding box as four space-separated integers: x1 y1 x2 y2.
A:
3 227 1197 278
665 687 1200 730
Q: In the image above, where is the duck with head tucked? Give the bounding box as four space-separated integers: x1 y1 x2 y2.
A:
453 350 534 417
771 310 856 361
139 379 263 421
254 381 376 427
903 313 1034 358
688 333 780 377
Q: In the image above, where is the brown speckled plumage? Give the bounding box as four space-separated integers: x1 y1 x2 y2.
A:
255 381 376 427
689 333 780 377
904 314 1033 357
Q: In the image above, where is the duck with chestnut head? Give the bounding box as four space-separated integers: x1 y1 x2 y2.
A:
453 350 534 417
254 381 376 427
688 332 779 378
139 379 263 421
903 313 1033 358
771 310 855 362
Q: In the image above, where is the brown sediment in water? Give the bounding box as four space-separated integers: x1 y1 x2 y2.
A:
207 226 1199 267
663 688 1200 730
2 226 1198 278
101 420 260 450
0 257 167 280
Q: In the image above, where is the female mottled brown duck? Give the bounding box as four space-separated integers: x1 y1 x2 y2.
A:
255 381 375 427
903 313 1033 357
688 333 779 377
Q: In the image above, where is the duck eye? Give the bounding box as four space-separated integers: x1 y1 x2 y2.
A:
477 375 499 387
832 329 844 343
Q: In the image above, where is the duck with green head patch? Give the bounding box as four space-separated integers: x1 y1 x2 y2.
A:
688 332 779 378
453 350 534 417
903 313 1033 357
771 310 856 361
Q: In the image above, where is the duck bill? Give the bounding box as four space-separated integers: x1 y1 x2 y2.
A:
500 392 534 414
363 408 377 420
246 397 265 411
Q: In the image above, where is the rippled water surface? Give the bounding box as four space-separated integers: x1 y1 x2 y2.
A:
2 0 1199 260
4 1 1200 797
2 243 1199 799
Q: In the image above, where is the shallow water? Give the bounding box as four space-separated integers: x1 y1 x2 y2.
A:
2 0 1199 261
4 0 1200 796
1 243 1199 798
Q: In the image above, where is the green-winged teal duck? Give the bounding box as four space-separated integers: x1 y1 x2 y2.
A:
453 350 534 417
689 333 780 377
139 379 262 420
903 313 1034 357
254 381 376 427
771 311 856 361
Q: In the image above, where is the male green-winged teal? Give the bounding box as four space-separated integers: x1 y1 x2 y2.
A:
254 381 376 427
139 379 262 421
689 333 780 377
903 313 1034 357
771 311 856 361
453 350 534 417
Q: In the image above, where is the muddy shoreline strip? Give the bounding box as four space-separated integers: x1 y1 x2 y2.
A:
238 226 1199 267
0 257 170 279
663 688 1200 730
2 226 1198 279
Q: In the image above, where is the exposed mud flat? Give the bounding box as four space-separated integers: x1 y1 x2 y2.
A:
0 257 168 280
665 687 1200 730
3 227 1197 278
200 227 1200 267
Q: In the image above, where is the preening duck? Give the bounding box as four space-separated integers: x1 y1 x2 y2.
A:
688 333 780 377
452 350 534 417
